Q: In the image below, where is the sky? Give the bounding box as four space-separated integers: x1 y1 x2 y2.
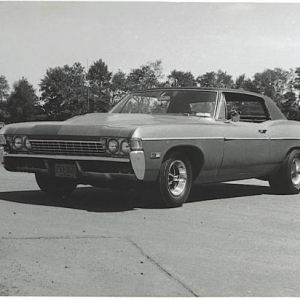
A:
1 1 300 92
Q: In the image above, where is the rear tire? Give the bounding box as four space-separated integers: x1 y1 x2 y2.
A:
158 152 193 208
35 173 77 198
269 149 300 194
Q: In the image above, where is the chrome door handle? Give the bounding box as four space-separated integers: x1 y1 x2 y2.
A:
258 129 267 134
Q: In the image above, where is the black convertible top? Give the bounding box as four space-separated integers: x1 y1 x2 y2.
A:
131 87 286 121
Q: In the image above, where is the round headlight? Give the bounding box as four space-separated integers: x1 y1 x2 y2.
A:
120 140 130 154
24 137 32 150
13 136 23 150
107 139 119 154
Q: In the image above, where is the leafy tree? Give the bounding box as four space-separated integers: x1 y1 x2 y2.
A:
87 59 112 112
252 68 292 101
7 78 38 123
293 67 300 90
0 75 10 121
111 70 128 106
252 68 298 119
0 101 9 122
126 60 164 91
197 70 234 88
234 74 258 92
287 67 300 120
215 70 234 88
167 70 196 87
281 91 299 120
197 71 217 87
0 75 10 102
40 62 88 120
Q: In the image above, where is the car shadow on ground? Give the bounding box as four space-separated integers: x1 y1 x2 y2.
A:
188 182 272 204
0 182 273 212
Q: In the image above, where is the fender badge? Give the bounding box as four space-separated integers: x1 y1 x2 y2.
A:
150 152 161 159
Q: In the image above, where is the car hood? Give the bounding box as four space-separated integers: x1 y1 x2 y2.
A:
68 113 203 126
0 113 210 139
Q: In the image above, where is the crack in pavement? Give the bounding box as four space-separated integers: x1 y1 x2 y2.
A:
126 238 199 297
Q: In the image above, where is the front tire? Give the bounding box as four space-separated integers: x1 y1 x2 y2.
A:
35 173 77 198
159 153 193 207
269 149 300 194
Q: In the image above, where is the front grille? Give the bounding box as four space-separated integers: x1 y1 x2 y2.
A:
29 139 105 157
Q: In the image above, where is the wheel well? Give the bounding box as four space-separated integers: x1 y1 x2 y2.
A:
163 146 204 181
286 147 300 157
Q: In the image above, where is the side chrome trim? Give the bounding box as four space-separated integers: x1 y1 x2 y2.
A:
270 137 300 140
134 137 300 143
224 137 269 141
130 151 145 180
142 137 270 141
142 137 224 141
3 153 130 162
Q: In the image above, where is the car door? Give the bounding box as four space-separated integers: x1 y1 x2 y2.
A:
216 92 271 178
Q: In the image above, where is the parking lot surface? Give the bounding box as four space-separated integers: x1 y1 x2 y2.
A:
0 163 300 296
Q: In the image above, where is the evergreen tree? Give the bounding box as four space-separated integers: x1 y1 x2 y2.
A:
7 78 38 123
40 63 88 120
0 75 10 121
87 59 112 112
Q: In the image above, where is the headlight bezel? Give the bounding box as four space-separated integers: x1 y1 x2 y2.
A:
107 138 119 154
101 137 140 156
5 135 32 152
13 136 24 150
24 137 32 150
120 139 131 154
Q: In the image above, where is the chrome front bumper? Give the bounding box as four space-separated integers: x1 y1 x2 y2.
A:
2 151 146 181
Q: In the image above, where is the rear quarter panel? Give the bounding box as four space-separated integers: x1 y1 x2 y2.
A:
267 120 300 165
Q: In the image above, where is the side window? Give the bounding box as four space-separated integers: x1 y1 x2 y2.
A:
223 92 269 123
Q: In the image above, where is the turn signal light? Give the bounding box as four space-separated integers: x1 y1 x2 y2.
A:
130 139 143 151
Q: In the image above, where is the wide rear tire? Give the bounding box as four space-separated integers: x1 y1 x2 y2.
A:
35 173 77 198
269 149 300 194
158 152 193 208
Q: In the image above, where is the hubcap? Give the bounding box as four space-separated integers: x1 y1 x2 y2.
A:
291 157 300 186
168 160 187 197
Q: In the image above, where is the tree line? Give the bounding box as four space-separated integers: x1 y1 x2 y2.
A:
1 59 300 123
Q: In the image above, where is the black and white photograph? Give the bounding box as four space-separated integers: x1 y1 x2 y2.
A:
1 0 300 296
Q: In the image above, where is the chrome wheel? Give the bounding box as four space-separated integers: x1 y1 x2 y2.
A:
168 160 187 197
159 153 192 207
269 150 300 195
291 157 300 186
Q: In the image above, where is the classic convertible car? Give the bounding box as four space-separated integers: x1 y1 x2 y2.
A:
1 87 300 207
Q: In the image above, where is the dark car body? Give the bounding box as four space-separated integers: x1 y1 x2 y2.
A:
1 88 300 207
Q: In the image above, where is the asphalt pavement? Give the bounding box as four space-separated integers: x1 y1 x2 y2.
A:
0 162 300 296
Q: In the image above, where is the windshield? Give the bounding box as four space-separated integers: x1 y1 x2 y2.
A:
110 90 218 117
